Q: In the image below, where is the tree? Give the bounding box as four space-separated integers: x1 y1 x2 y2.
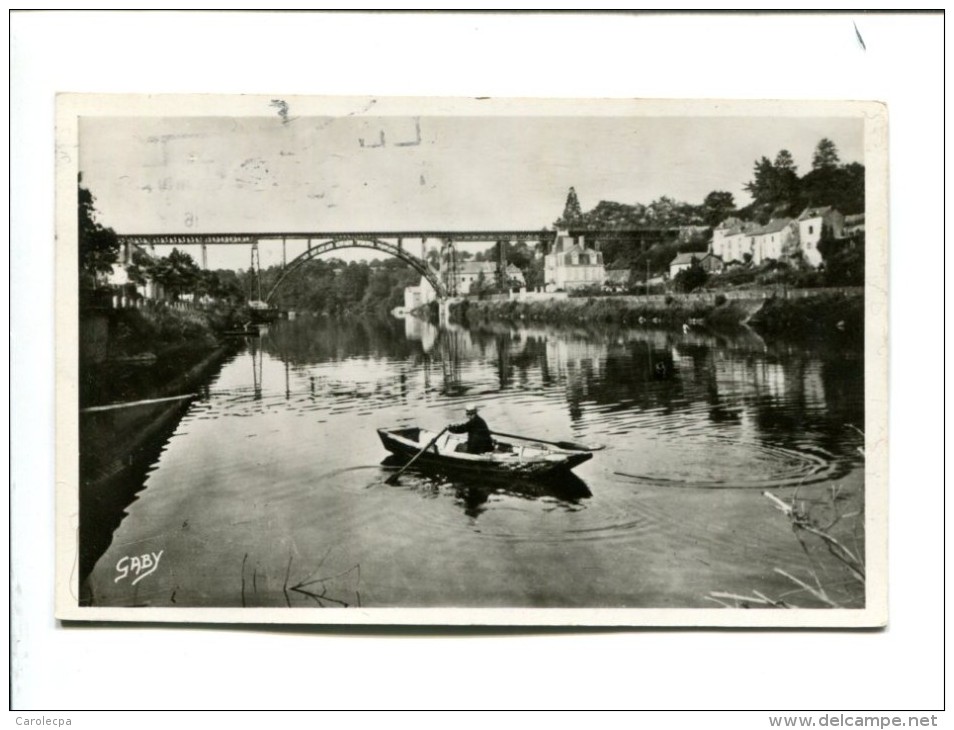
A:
743 152 799 221
772 150 800 206
812 138 840 170
151 248 201 300
774 149 797 173
125 248 153 287
471 270 496 297
523 257 545 290
743 156 777 211
818 232 864 286
78 176 120 290
673 260 708 292
702 191 736 227
647 196 678 225
799 161 865 214
556 186 583 227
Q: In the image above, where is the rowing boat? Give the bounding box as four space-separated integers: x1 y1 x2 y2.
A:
377 426 594 480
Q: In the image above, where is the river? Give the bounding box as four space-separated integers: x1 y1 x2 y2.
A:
84 314 866 610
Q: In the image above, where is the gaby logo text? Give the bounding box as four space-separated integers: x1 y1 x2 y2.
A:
115 551 164 585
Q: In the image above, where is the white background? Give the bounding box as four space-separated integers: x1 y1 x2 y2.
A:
9 9 946 721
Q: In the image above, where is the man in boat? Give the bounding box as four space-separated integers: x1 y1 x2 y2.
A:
447 404 494 454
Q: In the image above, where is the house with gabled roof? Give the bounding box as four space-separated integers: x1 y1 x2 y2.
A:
544 230 606 291
669 252 723 278
712 218 761 264
797 206 846 267
669 252 697 277
711 217 743 258
452 260 526 295
752 218 798 265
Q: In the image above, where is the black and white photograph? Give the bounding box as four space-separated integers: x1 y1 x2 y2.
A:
55 95 886 626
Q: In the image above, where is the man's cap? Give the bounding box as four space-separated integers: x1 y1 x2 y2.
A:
465 403 479 413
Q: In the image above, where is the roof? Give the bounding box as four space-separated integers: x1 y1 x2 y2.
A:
457 261 497 275
755 218 794 235
845 213 865 224
721 220 760 236
798 206 836 221
717 217 743 229
670 252 699 266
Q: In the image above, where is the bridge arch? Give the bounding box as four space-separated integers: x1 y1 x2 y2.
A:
264 237 447 304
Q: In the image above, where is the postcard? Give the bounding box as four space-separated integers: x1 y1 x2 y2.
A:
55 94 887 626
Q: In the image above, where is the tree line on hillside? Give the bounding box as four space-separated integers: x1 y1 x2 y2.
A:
553 137 864 280
557 137 863 234
260 258 421 315
742 138 864 223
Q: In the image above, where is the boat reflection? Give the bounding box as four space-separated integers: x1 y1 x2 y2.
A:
380 454 592 518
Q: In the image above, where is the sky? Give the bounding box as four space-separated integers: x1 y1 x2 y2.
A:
79 111 864 270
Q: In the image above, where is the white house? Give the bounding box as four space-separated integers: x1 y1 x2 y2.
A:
751 218 798 265
106 244 166 302
544 231 606 291
711 217 743 258
669 252 724 278
404 275 439 310
449 261 526 295
669 252 697 277
797 206 846 267
712 218 760 264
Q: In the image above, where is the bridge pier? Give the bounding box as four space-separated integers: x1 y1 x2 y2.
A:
496 239 506 290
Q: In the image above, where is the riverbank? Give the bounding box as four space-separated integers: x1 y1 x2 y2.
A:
448 289 864 341
78 305 247 586
80 304 248 406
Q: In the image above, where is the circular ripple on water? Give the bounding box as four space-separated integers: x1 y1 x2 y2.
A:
611 436 851 490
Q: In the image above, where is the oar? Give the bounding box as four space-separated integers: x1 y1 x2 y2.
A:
385 427 448 485
490 431 604 452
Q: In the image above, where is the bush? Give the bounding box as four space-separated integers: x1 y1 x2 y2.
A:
672 262 708 292
819 236 864 286
567 283 606 298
